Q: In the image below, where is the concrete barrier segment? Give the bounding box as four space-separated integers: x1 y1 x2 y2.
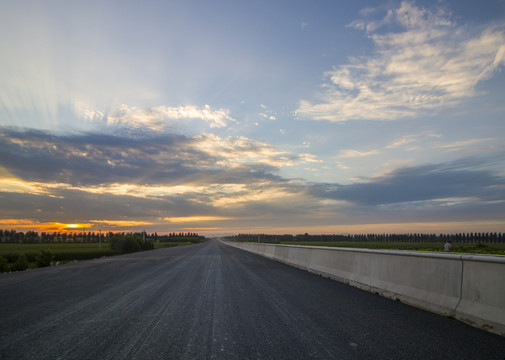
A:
456 258 505 336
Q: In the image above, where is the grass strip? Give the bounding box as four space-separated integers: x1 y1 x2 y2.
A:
277 241 505 255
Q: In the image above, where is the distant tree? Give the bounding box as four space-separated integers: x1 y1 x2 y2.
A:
0 256 9 272
12 254 29 271
109 233 153 253
36 249 54 267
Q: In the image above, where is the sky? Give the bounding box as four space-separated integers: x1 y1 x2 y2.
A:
0 0 504 236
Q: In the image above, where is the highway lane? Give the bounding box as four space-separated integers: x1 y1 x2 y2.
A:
0 239 504 359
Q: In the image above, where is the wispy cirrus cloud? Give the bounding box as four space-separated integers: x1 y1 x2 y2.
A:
192 133 297 169
383 133 501 154
106 104 236 130
385 132 442 150
437 138 497 152
338 149 380 158
296 1 505 122
71 103 236 132
164 216 233 223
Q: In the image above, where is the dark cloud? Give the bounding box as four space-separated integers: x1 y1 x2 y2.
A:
0 187 212 223
0 127 286 186
310 160 505 206
1 127 504 233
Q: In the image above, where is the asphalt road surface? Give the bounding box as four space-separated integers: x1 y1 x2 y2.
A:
1 239 504 359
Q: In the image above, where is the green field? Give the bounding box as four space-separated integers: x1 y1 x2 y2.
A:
0 243 115 263
0 241 194 272
277 241 505 255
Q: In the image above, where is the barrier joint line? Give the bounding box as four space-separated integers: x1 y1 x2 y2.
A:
454 256 464 314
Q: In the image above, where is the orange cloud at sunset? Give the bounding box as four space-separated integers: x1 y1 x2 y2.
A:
0 219 90 232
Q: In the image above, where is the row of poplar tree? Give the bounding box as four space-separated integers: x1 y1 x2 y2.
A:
0 229 203 244
231 232 505 243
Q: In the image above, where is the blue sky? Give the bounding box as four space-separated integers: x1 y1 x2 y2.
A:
1 0 504 235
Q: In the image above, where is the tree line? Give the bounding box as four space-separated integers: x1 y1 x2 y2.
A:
166 232 201 238
230 232 505 243
158 233 206 243
0 229 204 244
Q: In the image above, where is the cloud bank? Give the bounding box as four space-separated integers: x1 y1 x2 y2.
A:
1 127 504 233
310 158 505 206
0 128 291 187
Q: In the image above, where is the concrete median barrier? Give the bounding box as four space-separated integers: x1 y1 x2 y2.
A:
223 241 505 336
456 255 505 334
